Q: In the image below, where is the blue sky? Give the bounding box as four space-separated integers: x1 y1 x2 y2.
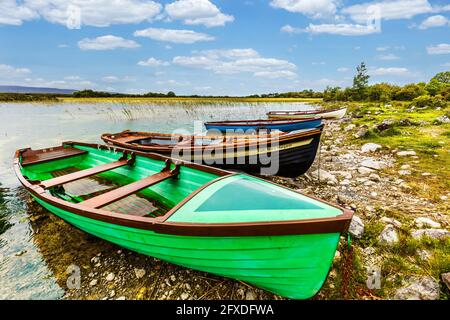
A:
0 0 449 95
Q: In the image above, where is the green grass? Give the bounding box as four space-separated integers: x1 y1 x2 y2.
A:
329 101 450 205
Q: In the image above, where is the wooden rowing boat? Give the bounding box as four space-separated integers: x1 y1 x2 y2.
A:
101 126 324 177
204 118 322 133
267 107 347 120
14 141 353 299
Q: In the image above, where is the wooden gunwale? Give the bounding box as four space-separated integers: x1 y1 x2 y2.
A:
101 126 324 153
204 118 318 126
14 141 353 237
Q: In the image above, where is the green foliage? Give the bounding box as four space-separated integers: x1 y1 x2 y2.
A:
425 79 444 96
411 95 447 109
367 83 398 102
431 71 450 84
393 83 426 101
0 93 59 102
352 62 370 100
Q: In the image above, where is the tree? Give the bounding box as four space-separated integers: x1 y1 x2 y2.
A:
425 79 443 96
393 83 426 101
352 62 370 100
431 71 450 84
167 91 176 97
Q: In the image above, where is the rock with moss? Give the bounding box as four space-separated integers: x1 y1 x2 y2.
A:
442 273 450 290
411 229 450 240
349 215 364 239
393 276 440 300
361 143 382 153
379 225 399 245
414 217 441 229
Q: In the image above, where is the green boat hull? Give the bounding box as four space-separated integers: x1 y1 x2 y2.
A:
34 197 339 299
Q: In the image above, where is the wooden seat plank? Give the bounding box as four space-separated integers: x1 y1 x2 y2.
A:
22 147 87 166
41 159 129 189
80 170 177 209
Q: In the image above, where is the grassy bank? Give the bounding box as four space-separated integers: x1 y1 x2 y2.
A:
332 101 450 206
316 101 449 299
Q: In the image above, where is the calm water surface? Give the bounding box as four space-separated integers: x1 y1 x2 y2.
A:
0 101 313 299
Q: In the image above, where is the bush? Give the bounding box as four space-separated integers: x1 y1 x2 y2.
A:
411 95 447 109
393 83 426 101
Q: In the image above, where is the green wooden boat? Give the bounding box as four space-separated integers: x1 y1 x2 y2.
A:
14 141 352 299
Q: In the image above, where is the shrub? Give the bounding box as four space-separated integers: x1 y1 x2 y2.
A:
411 95 447 109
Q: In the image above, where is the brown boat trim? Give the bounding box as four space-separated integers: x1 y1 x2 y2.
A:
267 107 346 116
100 126 324 154
14 142 353 237
204 118 320 126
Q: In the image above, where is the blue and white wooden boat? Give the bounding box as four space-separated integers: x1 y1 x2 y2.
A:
204 118 322 133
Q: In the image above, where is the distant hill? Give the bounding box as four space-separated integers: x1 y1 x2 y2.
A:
0 85 75 94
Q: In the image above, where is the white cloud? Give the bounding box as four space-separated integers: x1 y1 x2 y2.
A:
254 70 297 79
101 75 136 83
337 67 349 72
377 53 400 60
376 46 389 51
303 23 380 36
0 0 37 25
270 0 338 19
102 76 120 83
156 79 190 86
417 15 449 29
343 0 434 23
165 0 234 27
134 27 214 44
137 57 170 67
172 48 297 78
427 43 450 55
0 64 31 77
78 35 140 50
370 67 410 76
23 0 162 28
280 24 302 33
194 86 212 91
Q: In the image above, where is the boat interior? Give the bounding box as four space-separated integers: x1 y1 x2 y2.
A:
18 144 224 218
103 131 287 148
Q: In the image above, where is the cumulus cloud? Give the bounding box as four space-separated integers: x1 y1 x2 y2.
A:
254 70 297 79
172 48 297 78
342 0 434 23
270 0 338 19
417 15 449 29
377 53 400 60
337 67 349 72
426 43 450 55
21 0 162 28
134 27 214 44
0 64 31 78
0 0 37 25
137 57 170 67
165 0 234 27
303 23 380 36
78 35 140 50
370 67 410 76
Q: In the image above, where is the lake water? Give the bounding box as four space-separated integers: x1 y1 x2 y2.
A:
0 101 313 299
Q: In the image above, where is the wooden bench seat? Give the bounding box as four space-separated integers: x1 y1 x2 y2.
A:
21 147 87 166
80 160 180 209
40 159 129 189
